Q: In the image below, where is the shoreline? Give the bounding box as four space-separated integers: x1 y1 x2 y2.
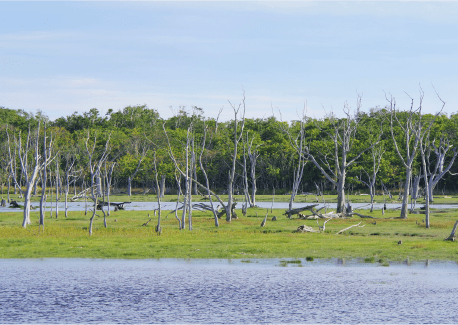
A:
2 257 458 268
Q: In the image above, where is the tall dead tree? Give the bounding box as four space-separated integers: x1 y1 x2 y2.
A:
286 115 308 217
199 119 221 227
242 133 260 208
358 143 385 212
226 94 246 222
286 97 378 214
104 161 116 216
164 115 229 227
7 123 55 228
153 151 162 234
126 147 147 196
389 90 443 219
84 131 111 235
425 137 458 202
420 135 431 228
39 125 52 225
63 153 79 218
54 156 60 218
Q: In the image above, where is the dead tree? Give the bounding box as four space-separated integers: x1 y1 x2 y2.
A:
358 143 385 212
226 93 246 222
242 132 260 208
420 135 431 228
199 119 221 227
159 175 166 198
127 147 147 196
445 220 458 241
39 126 51 225
285 97 379 214
63 154 79 218
164 120 229 227
282 111 308 217
54 156 60 218
6 129 24 200
172 171 183 229
410 174 421 212
104 161 116 216
425 137 458 202
153 151 162 234
389 90 443 219
84 131 111 235
7 123 56 228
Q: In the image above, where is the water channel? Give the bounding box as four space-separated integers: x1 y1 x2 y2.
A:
1 258 457 323
1 201 457 213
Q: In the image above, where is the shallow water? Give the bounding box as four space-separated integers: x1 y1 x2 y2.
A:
1 259 457 324
1 201 457 213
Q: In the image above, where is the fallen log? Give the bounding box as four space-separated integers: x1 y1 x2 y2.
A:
284 204 319 218
97 201 131 210
336 222 365 235
348 212 377 219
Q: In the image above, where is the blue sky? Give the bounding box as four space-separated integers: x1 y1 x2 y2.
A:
1 1 457 122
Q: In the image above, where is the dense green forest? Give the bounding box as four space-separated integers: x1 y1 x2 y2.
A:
1 103 457 201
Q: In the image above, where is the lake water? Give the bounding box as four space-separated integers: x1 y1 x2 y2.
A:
1 201 457 213
1 259 458 324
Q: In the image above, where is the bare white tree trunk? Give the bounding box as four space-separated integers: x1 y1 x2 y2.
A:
420 139 431 228
242 143 254 207
55 157 59 219
126 148 146 196
40 125 51 226
226 94 246 221
174 172 183 229
153 151 162 234
288 123 307 216
358 144 385 213
84 131 111 235
105 161 116 216
389 90 444 218
426 138 458 202
284 98 378 214
160 175 166 198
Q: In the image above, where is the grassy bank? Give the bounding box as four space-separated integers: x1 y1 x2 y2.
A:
1 205 458 262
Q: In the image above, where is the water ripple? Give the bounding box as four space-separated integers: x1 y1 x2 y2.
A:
0 259 457 323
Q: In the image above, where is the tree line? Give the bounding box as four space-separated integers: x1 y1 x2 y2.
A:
1 93 457 230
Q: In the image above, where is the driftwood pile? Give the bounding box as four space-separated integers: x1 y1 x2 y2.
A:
285 204 371 234
284 203 378 221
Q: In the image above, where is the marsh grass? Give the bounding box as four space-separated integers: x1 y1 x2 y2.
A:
1 206 458 261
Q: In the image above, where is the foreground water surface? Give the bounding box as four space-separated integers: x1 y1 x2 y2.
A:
1 259 458 324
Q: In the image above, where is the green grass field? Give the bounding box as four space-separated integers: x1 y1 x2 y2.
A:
1 197 458 262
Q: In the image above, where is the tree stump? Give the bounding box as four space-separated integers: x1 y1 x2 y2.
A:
445 220 458 241
9 200 20 208
293 225 319 233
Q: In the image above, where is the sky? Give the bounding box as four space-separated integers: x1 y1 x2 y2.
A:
0 1 458 122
